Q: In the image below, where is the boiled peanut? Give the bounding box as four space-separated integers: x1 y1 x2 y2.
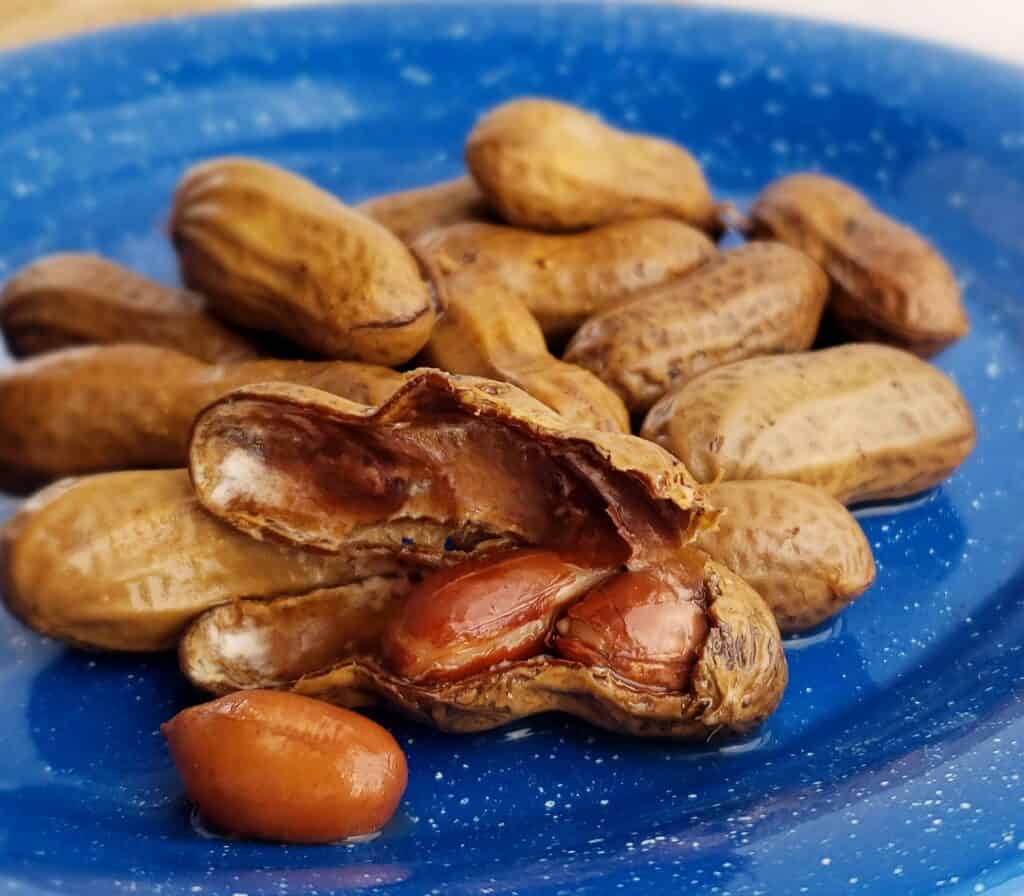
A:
413 217 714 339
694 481 875 633
170 157 436 365
465 98 720 233
357 176 491 243
0 344 405 484
381 550 614 683
162 690 407 843
553 554 707 690
189 373 708 561
642 343 976 504
421 275 630 433
745 173 968 356
0 469 411 651
0 254 263 363
564 242 828 412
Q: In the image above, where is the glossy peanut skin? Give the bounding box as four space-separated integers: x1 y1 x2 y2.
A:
420 274 630 433
162 691 407 843
553 560 707 690
170 157 436 364
0 253 262 363
465 98 720 233
357 176 492 243
0 469 409 651
413 218 714 338
642 344 976 505
694 481 876 632
745 173 968 356
565 242 828 412
381 550 613 683
0 344 405 483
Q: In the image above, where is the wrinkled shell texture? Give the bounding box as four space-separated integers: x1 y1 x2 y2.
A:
465 98 719 232
0 253 262 363
170 157 435 364
357 176 492 244
0 344 405 482
746 173 968 356
413 217 714 338
695 481 876 632
565 242 828 412
642 343 976 504
0 470 411 651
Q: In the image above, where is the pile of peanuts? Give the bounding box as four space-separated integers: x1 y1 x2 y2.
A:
0 98 976 843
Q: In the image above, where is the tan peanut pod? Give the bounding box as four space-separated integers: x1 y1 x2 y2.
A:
189 371 708 558
357 176 492 243
413 218 714 339
465 98 720 233
0 470 415 652
0 344 405 485
419 276 630 432
694 481 876 633
0 254 262 363
745 173 968 356
182 555 786 740
642 344 976 505
564 242 829 413
169 157 437 365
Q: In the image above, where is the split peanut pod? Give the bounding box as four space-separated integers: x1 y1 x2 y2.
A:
183 371 787 738
357 176 492 243
745 173 968 356
170 157 437 365
465 98 720 233
0 253 262 363
642 344 976 505
419 274 630 434
0 344 405 483
564 242 829 413
0 470 417 652
693 481 875 633
413 218 714 339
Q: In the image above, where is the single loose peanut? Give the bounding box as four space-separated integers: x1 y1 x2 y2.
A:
642 344 976 504
357 176 491 243
564 242 828 412
381 549 614 683
421 277 630 433
162 690 407 843
694 481 875 633
0 344 405 483
170 157 436 364
413 218 714 339
0 254 263 363
465 98 720 233
553 555 708 690
745 173 968 356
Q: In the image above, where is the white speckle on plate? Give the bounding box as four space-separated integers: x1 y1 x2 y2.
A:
717 71 736 88
400 65 433 86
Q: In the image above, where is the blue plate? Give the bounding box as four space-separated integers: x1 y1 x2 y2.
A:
1 4 1023 894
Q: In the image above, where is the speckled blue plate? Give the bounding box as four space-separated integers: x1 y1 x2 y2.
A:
1 3 1023 894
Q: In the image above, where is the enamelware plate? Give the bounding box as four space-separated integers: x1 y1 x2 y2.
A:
1 4 1023 894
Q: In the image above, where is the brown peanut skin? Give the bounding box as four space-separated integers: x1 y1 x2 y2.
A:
465 98 720 233
357 176 492 243
170 157 436 365
745 173 968 356
0 344 405 483
0 254 262 363
162 691 407 843
413 218 714 339
694 481 876 633
0 470 411 651
565 242 829 413
419 275 630 433
642 344 976 505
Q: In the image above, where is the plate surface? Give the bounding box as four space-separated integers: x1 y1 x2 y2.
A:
1 4 1024 894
